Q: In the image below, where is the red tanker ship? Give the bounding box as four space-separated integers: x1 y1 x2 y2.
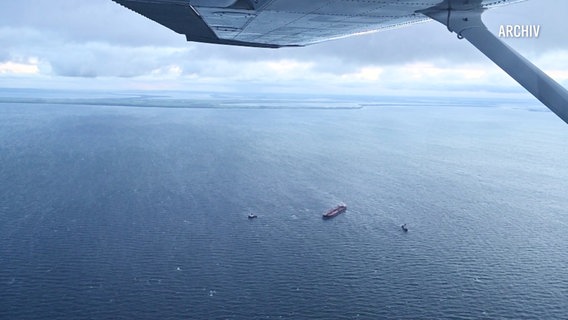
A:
322 204 347 219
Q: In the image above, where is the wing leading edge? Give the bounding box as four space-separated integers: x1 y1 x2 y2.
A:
112 0 568 125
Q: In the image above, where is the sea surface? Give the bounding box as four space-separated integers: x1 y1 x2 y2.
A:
1 90 567 319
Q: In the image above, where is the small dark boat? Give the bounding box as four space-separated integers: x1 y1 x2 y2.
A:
248 213 257 219
401 224 408 232
322 204 347 219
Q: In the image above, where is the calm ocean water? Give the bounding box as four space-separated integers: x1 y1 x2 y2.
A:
1 94 567 319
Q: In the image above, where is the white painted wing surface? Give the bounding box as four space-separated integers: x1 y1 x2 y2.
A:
111 0 524 47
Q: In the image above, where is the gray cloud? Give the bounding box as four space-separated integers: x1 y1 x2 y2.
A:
0 50 9 62
0 0 182 46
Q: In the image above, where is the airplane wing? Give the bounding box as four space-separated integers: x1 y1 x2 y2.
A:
112 0 568 125
111 0 517 48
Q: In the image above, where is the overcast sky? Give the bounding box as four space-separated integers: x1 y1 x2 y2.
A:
1 0 567 97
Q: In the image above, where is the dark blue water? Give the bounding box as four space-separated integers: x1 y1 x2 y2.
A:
1 96 567 319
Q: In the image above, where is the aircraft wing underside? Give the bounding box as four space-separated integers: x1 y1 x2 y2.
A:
111 0 524 48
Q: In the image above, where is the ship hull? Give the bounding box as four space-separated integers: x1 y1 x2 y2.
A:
322 205 347 219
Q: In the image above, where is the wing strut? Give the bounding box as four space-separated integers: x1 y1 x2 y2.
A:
422 6 568 125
